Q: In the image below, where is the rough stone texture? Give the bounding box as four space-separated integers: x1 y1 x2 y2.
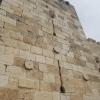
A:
0 0 100 100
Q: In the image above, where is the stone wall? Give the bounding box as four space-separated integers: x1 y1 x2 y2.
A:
0 0 100 100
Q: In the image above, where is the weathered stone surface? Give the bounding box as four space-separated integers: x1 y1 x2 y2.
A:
18 89 34 100
70 94 83 100
34 91 52 100
14 57 25 67
0 54 14 65
39 63 48 72
7 66 24 77
0 75 8 87
53 92 60 100
31 46 42 55
24 61 34 70
18 78 39 89
61 94 67 100
36 55 46 63
0 88 18 100
40 81 52 92
43 73 55 83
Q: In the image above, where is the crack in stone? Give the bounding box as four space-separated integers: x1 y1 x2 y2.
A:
58 60 66 93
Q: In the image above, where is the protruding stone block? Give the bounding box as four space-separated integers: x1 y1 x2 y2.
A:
18 78 39 89
25 61 34 70
39 63 48 72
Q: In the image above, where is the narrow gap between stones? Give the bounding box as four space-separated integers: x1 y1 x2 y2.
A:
52 20 56 36
58 60 66 93
5 64 7 72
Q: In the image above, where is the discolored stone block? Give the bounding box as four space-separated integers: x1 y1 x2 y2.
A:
0 88 18 100
14 57 25 67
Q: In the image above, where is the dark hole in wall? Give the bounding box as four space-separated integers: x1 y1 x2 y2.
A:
95 57 99 64
45 5 48 8
0 0 2 4
65 1 70 5
53 32 56 36
49 10 56 18
60 86 66 93
99 68 100 72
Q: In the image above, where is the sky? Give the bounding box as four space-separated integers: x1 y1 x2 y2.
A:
65 0 100 41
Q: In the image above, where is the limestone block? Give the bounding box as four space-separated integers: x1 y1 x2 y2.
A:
55 54 62 60
0 45 5 54
0 64 6 74
23 35 35 45
70 94 83 100
35 36 44 47
34 91 52 100
61 94 67 100
5 46 19 55
47 64 59 75
14 57 25 67
25 61 34 70
7 77 18 89
63 62 73 70
29 53 36 61
18 89 34 100
0 54 14 65
32 69 43 80
19 50 30 60
36 55 46 63
39 63 48 72
0 75 8 87
0 14 16 26
38 29 44 36
43 25 53 34
10 32 23 41
18 41 30 51
18 78 39 89
43 73 55 83
16 21 28 32
45 57 54 65
31 46 42 55
0 20 4 28
43 49 54 58
7 66 25 77
13 7 23 17
53 92 60 100
67 52 74 58
0 88 18 100
34 80 39 90
40 81 52 92
2 37 18 48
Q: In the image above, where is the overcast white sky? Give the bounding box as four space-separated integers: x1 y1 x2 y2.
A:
66 0 100 41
